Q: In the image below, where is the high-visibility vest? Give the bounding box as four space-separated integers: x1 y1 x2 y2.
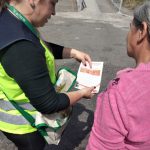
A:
0 10 56 134
0 40 56 134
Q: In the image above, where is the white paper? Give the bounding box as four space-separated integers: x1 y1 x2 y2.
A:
75 62 104 93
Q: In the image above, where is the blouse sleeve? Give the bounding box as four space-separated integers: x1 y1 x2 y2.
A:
45 41 64 59
87 84 129 149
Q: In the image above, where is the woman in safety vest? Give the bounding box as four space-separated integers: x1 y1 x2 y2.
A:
0 0 95 149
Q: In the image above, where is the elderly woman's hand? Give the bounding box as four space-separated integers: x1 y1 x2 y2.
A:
63 47 92 68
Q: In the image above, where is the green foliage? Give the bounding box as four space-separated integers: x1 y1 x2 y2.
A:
123 0 147 9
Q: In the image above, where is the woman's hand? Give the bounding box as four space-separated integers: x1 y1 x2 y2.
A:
79 86 95 99
71 49 92 68
66 86 95 105
63 47 92 68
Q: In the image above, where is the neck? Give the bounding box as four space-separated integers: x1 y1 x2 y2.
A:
136 48 150 66
6 2 40 38
9 1 32 23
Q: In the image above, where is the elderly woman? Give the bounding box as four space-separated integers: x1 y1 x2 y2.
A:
86 2 150 150
0 0 95 149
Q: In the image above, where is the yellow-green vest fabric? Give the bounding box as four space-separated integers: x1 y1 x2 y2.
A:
0 40 56 134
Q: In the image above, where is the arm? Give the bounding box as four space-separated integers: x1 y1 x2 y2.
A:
1 40 69 114
45 41 64 59
1 40 94 114
45 41 92 67
87 86 128 149
63 47 92 68
66 87 94 105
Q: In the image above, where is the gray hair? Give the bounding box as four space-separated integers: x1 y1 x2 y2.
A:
133 1 150 37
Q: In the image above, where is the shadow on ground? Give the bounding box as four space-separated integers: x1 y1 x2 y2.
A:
46 103 94 150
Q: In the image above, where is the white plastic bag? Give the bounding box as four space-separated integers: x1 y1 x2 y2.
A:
35 67 76 145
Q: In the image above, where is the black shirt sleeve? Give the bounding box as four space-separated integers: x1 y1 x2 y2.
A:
0 40 70 114
45 41 64 59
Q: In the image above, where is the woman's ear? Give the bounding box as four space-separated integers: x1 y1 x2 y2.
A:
28 0 35 8
28 0 40 9
137 22 148 43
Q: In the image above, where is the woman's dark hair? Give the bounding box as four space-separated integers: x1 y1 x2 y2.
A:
0 0 7 12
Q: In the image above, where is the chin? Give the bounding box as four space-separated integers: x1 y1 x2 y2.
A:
33 23 40 28
37 23 45 27
34 21 46 27
127 51 134 58
40 20 48 27
127 46 133 57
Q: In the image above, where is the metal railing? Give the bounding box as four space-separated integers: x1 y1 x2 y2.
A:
111 0 123 13
76 0 86 11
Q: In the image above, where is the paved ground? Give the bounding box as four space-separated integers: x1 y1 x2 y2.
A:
0 0 134 149
56 0 77 12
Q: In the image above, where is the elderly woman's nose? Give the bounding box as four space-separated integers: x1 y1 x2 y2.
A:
52 11 56 15
51 7 56 15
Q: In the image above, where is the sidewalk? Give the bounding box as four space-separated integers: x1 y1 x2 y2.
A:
56 0 77 12
0 0 132 150
0 1 82 150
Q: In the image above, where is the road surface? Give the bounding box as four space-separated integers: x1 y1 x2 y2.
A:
0 0 134 149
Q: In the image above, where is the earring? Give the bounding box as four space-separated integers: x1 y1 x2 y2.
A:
30 3 35 9
139 31 142 38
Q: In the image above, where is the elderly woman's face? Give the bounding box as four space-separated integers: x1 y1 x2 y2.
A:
32 0 57 27
126 19 138 57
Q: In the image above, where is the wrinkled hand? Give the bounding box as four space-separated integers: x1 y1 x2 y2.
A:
79 86 95 99
71 49 92 68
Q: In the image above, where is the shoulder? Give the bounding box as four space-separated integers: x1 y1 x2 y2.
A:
0 10 41 50
106 65 150 106
105 68 138 102
2 40 44 55
0 40 46 65
107 68 134 88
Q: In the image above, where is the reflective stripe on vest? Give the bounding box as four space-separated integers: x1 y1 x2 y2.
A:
0 99 36 111
0 111 36 125
0 40 56 134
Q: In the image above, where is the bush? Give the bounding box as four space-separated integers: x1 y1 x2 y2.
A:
123 0 146 9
